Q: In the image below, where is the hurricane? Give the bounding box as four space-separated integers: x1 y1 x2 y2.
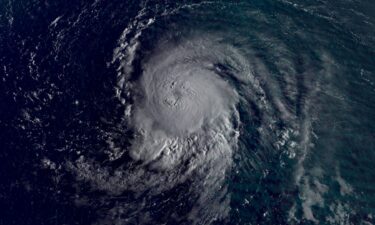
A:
1 0 375 225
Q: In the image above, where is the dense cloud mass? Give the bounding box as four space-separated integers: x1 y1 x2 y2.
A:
118 37 244 222
131 38 239 164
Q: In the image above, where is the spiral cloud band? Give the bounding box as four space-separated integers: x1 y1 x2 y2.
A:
64 2 342 223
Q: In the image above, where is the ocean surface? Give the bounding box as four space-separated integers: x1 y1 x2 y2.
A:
1 0 375 224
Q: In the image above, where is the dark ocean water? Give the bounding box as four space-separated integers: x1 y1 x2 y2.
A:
1 0 375 224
